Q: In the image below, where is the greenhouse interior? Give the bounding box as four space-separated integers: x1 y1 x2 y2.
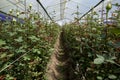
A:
0 0 120 80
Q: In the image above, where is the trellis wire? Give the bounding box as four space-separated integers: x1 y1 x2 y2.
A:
0 50 31 73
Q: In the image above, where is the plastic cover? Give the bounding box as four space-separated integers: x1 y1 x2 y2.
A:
0 0 120 23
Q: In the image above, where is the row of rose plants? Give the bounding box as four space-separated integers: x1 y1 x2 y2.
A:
0 7 60 80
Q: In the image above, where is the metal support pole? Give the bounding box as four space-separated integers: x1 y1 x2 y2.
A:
36 0 53 21
101 0 104 23
24 0 27 18
79 0 105 20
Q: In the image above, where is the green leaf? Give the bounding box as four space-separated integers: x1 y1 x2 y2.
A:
111 56 117 60
0 53 7 59
19 63 25 66
33 49 39 53
23 55 31 61
18 29 25 32
9 32 17 36
14 37 23 42
88 52 92 57
94 55 105 64
110 28 120 36
33 48 41 54
37 51 41 54
108 74 117 79
3 46 10 49
106 56 116 63
17 49 26 53
0 39 6 46
96 54 104 58
106 59 115 63
97 76 103 80
6 74 14 80
114 42 120 48
28 36 39 42
7 54 14 57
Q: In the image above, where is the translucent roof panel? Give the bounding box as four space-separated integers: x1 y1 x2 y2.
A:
0 0 120 23
40 0 119 22
40 0 100 20
40 0 66 21
0 0 50 19
0 0 26 18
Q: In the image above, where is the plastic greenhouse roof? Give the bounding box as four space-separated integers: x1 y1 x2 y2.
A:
0 0 120 24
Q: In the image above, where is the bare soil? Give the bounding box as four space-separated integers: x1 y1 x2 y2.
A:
45 31 74 80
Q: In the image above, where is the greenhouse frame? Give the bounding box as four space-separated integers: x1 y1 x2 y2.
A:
0 0 120 80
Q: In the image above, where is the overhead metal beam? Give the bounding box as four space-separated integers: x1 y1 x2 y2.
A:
79 0 105 20
45 0 68 9
36 0 53 21
6 0 24 10
54 12 74 19
70 0 89 8
60 0 66 20
55 17 73 22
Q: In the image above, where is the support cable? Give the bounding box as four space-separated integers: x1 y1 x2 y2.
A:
79 0 105 20
36 0 53 21
0 50 31 73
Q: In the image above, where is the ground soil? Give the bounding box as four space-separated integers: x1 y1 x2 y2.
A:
45 31 74 80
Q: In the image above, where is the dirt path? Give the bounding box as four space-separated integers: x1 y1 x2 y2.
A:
45 31 74 80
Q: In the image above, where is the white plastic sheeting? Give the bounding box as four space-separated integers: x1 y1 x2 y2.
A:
40 0 120 23
0 0 120 23
40 0 102 21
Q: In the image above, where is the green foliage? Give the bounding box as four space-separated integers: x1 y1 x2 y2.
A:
62 20 120 80
109 28 120 36
0 2 120 80
108 74 117 79
0 10 60 80
97 76 103 80
0 39 6 46
94 55 105 64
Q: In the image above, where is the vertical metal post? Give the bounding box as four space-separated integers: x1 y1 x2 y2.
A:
60 0 62 20
101 0 104 23
77 5 79 18
60 0 66 20
24 0 27 17
37 2 39 13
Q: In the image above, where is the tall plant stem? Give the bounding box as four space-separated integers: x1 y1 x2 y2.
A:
105 11 109 44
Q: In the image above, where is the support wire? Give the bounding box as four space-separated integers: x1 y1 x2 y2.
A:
36 0 53 21
79 0 105 20
0 50 31 73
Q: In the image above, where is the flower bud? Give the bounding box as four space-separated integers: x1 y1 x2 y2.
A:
12 18 16 22
9 9 13 13
29 3 32 9
17 12 20 16
81 37 85 41
106 2 112 12
92 28 96 31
